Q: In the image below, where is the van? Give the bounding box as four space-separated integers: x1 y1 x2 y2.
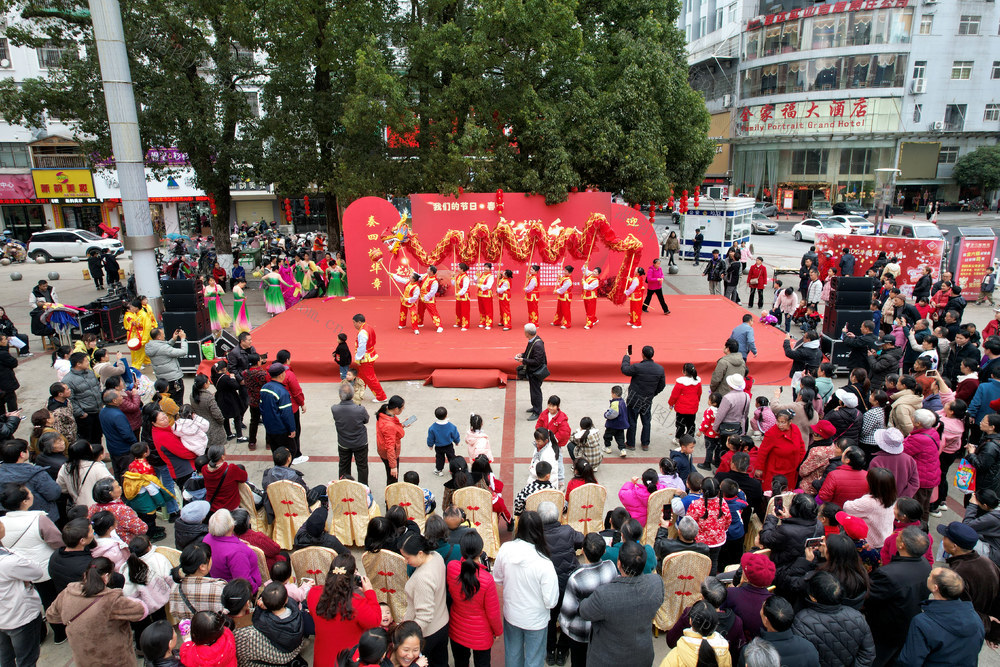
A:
881 221 945 239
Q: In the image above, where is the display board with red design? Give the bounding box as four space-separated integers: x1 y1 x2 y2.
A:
953 237 999 299
815 232 944 297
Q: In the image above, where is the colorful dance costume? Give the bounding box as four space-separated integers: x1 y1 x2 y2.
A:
524 273 540 324
497 275 512 331
264 274 287 315
205 284 232 333
327 263 346 297
454 271 471 330
232 285 251 335
356 323 386 402
626 274 647 328
552 274 573 328
417 273 442 330
582 271 600 329
393 276 421 332
476 271 494 329
123 309 150 368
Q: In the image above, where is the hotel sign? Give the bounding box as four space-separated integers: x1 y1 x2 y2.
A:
748 0 909 31
734 98 901 137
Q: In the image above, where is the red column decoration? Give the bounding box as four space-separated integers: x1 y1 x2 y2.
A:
303 195 310 216
694 189 700 208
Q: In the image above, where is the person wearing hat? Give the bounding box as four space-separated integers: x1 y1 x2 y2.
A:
897 567 985 666
709 375 751 467
722 552 775 642
869 427 920 499
835 510 882 571
797 420 838 492
293 504 348 553
901 409 942 519
938 521 1000 637
867 334 902 392
826 388 862 443
963 489 1000 567
818 445 869 507
174 499 211 550
864 525 932 666
259 363 298 457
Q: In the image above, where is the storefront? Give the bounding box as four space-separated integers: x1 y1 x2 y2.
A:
232 178 277 228
0 174 46 241
29 169 106 233
94 168 209 237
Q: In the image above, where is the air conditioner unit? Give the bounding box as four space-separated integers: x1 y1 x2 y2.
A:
911 79 926 94
931 121 944 131
723 94 732 108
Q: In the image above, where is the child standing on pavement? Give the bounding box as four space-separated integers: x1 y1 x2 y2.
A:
603 385 629 456
699 392 721 470
465 413 494 462
427 406 460 476
333 332 352 380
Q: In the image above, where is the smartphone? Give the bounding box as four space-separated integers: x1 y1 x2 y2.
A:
804 537 824 550
627 344 633 356
662 503 673 522
773 496 784 514
401 415 417 427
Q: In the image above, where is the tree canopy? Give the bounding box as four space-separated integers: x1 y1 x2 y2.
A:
952 145 1000 196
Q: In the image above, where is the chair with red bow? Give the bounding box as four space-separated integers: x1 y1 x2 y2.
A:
245 543 270 584
452 486 500 560
653 551 711 633
385 482 427 531
644 488 681 547
513 487 566 533
565 484 607 536
239 482 271 537
266 480 310 550
361 549 408 621
328 479 375 547
290 546 340 588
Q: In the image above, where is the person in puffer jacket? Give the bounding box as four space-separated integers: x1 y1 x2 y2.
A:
172 406 210 457
174 499 210 550
667 364 702 441
825 389 863 443
618 469 666 525
903 409 942 516
791 571 875 667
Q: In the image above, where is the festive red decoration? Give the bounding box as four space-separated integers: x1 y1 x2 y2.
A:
495 188 504 215
694 190 700 209
303 195 310 216
668 195 675 211
458 186 464 196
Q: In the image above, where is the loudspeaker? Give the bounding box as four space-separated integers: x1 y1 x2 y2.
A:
77 312 102 338
159 278 204 295
829 290 873 309
820 335 852 369
833 276 877 292
822 307 872 337
163 293 204 310
96 304 127 342
162 311 210 339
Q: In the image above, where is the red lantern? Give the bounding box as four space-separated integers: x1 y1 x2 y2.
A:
284 198 290 207
458 186 464 196
694 190 700 208
667 195 674 211
570 186 578 193
303 195 310 216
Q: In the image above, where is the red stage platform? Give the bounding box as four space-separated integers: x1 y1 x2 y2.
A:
250 296 792 385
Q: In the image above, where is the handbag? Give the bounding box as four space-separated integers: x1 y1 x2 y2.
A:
718 393 749 436
954 458 976 494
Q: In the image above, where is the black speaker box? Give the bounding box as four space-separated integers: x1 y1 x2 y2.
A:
820 335 852 369
177 339 206 373
829 290 873 309
163 293 205 311
96 304 127 342
77 312 102 338
159 278 204 295
162 311 209 340
822 307 873 337
833 276 877 292
214 331 239 359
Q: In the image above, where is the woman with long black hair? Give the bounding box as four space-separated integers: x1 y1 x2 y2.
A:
56 438 114 509
447 530 501 667
308 552 380 667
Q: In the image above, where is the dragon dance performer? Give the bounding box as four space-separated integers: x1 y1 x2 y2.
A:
476 262 495 329
497 269 513 331
453 263 472 331
552 265 574 329
524 264 540 325
416 266 443 333
625 266 647 329
392 272 422 334
353 313 386 402
582 266 601 330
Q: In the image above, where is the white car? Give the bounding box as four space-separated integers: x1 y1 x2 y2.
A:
790 218 851 242
882 221 946 239
27 229 124 261
829 215 874 235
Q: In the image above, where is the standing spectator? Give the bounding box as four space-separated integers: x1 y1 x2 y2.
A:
712 374 751 450
307 553 381 666
912 266 933 302
963 490 1000 564
756 410 806 490
839 248 856 277
47 382 77 444
722 552 774 642
888 376 923 436
225 331 257 407
516 324 547 420
376 395 407 484
731 314 758 361
710 340 747 398
145 328 187 404
538 501 584 665
102 247 121 286
331 382 370 484
447 530 502 667
724 249 742 302
558 533 618 667
150 410 197 491
0 440 61 521
897 567 985 666
578 541 664 667
87 248 104 290
841 321 878 372
818 446 870 508
791 572 875 667
663 231 680 267
259 363 298 457
201 445 248 513
0 335 19 412
936 521 1000 635
747 257 768 309
63 352 103 444
190 375 227 451
965 414 1000 496
202 509 261 592
620 346 667 453
99 389 137 480
642 258 670 314
692 228 704 266
668 364 701 443
842 468 898 549
903 409 942 517
703 249 725 295
427 406 461 477
244 353 268 451
494 511 558 667
275 350 306 461
399 533 450 665
0 517 47 667
212 361 247 443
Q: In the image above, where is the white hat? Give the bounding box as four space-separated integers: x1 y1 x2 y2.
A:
835 388 858 409
874 428 904 455
726 374 746 391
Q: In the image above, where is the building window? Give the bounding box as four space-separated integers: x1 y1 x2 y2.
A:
0 143 30 169
791 149 829 175
715 8 723 30
938 146 959 164
0 38 10 67
919 14 933 34
728 4 737 24
244 91 259 118
944 104 967 130
686 24 691 42
36 41 74 70
985 104 1000 122
841 148 872 175
992 61 1000 79
699 16 706 37
913 104 921 122
951 61 973 80
958 15 980 35
912 60 926 80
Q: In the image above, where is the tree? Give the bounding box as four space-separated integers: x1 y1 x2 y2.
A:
952 145 1000 197
0 0 263 266
255 0 405 251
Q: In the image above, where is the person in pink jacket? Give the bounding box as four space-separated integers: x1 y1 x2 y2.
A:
447 530 503 665
642 258 671 314
618 469 666 525
903 409 942 518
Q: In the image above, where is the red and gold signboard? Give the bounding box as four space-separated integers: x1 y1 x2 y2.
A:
953 238 999 299
748 0 909 30
815 232 943 297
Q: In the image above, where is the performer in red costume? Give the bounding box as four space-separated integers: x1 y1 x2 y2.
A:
497 269 513 331
392 272 421 334
352 313 386 402
625 266 647 328
581 266 601 330
524 264 540 325
453 263 471 331
552 265 574 329
476 262 495 329
417 265 443 333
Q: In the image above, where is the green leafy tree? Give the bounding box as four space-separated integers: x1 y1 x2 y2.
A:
952 145 1000 197
0 0 263 262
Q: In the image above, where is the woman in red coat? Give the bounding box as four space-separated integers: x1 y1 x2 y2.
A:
667 363 702 441
376 395 407 484
756 410 806 490
535 396 570 447
308 553 382 667
447 530 502 665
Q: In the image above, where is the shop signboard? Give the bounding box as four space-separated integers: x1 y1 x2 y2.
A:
31 169 95 199
0 174 36 200
748 0 910 31
735 98 901 138
952 237 998 299
815 232 944 297
782 189 794 210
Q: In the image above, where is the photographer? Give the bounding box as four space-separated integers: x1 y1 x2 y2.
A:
515 324 548 420
146 327 188 403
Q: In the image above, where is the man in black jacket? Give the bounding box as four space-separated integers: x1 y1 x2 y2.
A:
738 595 819 667
839 247 856 277
946 285 968 321
703 250 725 295
516 323 547 420
101 248 121 286
886 290 921 324
621 345 666 451
653 515 709 571
841 319 878 370
792 572 875 666
912 266 933 301
867 335 903 390
716 452 764 519
946 330 982 383
227 331 258 406
539 501 584 664
330 383 370 484
782 331 822 379
864 526 932 666
87 249 105 290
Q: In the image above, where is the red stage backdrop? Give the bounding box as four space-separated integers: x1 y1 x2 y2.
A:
343 193 658 299
953 237 998 299
816 233 944 297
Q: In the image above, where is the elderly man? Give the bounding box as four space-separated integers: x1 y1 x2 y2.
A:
579 541 664 667
897 568 985 666
621 345 666 451
710 339 748 397
99 389 137 480
937 521 1000 639
558 533 618 667
867 334 903 391
330 382 370 484
538 501 584 665
516 323 547 420
653 515 710 570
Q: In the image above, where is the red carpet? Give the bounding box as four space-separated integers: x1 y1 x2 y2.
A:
249 296 792 385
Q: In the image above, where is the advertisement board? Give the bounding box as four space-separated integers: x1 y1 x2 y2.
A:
952 237 998 299
735 98 901 138
816 232 944 297
30 169 96 199
0 174 37 201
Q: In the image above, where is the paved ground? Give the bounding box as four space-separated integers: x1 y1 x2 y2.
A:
2 215 996 665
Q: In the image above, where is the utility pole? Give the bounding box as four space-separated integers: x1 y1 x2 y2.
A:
87 0 163 314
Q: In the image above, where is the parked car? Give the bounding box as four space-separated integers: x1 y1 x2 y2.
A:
882 220 946 239
752 213 778 234
808 200 834 217
832 201 869 217
27 229 124 261
790 217 851 242
753 201 778 217
829 215 874 235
